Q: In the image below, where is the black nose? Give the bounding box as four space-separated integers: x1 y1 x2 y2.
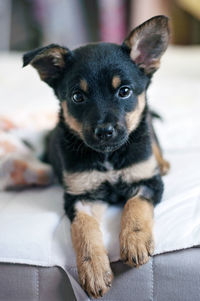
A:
94 124 115 141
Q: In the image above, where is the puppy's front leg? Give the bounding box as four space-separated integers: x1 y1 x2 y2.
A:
120 195 154 267
71 204 113 298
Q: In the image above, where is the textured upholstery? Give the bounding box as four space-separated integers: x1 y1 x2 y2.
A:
0 264 76 301
0 248 200 301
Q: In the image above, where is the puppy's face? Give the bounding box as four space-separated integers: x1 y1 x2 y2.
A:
23 15 169 153
58 43 148 152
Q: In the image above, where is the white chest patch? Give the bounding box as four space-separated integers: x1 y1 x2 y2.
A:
75 201 108 222
103 161 113 171
63 154 158 195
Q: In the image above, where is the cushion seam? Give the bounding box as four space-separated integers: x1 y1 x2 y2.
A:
151 256 154 301
36 266 40 301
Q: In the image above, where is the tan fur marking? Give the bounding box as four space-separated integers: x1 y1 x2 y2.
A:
126 92 146 133
62 101 83 138
121 154 158 183
71 212 113 298
80 79 88 92
152 142 170 176
63 154 158 195
120 196 154 267
63 169 119 195
112 76 121 89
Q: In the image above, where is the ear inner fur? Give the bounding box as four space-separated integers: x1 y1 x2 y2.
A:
124 15 169 74
61 101 83 138
31 47 68 67
126 92 146 133
23 45 69 86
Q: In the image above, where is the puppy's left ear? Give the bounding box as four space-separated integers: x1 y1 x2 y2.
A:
23 44 71 87
124 15 169 75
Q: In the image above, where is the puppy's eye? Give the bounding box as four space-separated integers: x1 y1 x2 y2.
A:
72 92 84 103
118 86 132 98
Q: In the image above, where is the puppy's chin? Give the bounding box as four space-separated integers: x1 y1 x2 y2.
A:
84 137 128 153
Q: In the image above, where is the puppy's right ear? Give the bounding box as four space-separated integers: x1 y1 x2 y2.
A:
23 44 71 87
123 15 169 75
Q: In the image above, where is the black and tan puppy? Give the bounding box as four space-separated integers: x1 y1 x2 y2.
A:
23 15 170 298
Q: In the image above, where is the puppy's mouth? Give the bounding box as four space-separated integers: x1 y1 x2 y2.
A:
84 137 128 153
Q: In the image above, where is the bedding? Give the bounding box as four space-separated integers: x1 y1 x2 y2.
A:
0 47 200 300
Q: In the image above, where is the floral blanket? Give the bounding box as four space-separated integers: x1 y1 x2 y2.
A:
0 116 54 190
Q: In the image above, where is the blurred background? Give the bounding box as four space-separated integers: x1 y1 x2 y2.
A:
0 0 200 51
0 0 200 156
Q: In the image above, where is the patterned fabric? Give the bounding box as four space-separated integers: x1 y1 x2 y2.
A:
0 117 54 190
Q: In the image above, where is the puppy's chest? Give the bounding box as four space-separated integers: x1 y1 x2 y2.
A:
63 155 157 198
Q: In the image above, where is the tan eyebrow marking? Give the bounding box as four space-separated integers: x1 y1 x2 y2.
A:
80 79 88 92
112 75 121 89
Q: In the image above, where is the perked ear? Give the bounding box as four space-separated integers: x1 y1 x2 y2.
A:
23 44 70 87
124 15 169 75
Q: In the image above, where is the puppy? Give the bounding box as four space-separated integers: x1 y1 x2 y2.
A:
23 15 170 298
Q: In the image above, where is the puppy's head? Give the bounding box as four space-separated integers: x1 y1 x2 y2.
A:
23 15 169 153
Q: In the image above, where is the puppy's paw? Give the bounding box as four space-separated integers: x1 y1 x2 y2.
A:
120 229 154 267
78 252 113 298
